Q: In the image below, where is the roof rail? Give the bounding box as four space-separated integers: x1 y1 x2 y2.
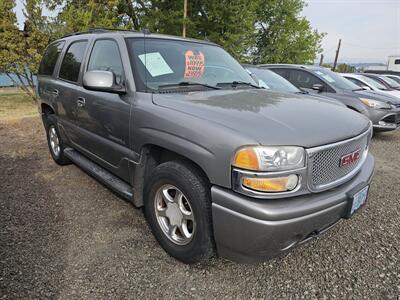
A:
60 27 141 39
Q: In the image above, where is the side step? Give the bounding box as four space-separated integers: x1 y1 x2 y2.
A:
64 148 133 201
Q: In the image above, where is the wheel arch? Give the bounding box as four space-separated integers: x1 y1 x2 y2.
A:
131 144 211 208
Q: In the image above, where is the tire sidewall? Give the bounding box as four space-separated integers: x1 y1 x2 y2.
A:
144 162 214 263
45 116 70 165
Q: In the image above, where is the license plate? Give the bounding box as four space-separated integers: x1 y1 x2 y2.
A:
347 185 369 218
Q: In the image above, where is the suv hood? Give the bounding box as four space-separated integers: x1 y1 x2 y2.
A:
153 89 370 148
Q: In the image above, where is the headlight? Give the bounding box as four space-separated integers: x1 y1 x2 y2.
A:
233 146 305 171
359 98 391 109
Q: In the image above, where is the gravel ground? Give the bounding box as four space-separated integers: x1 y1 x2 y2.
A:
0 116 399 299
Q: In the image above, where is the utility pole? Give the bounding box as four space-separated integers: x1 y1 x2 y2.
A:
319 54 324 66
182 0 187 37
332 39 341 71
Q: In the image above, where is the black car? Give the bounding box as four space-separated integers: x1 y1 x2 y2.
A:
361 73 400 91
260 64 400 131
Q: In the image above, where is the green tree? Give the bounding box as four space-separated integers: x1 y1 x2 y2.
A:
0 0 21 81
252 0 324 64
189 0 256 61
119 0 256 61
0 0 49 102
336 63 355 73
50 0 121 36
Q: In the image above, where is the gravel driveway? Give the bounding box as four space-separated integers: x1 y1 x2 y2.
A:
1 116 399 299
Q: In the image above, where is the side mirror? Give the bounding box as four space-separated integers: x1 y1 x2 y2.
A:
311 83 324 93
83 70 126 94
362 85 372 90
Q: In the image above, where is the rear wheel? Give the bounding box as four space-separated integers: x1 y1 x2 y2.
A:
45 115 70 165
144 161 214 264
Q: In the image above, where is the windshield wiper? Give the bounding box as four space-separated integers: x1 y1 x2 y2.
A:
216 81 261 89
158 81 220 91
352 88 365 91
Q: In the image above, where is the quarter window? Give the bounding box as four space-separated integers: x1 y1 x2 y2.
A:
87 40 124 85
59 41 88 82
38 41 65 76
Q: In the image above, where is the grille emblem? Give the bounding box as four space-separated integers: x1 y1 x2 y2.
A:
340 149 361 167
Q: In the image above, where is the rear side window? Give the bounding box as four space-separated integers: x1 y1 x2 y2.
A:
289 70 325 90
38 41 65 76
59 41 88 82
270 68 290 80
87 39 124 85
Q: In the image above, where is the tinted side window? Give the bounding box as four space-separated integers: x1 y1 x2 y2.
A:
270 68 290 80
38 41 65 76
59 41 88 82
395 59 400 65
289 70 325 90
87 40 124 84
346 77 363 87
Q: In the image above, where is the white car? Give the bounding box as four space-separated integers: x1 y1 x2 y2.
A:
383 74 400 85
341 73 400 99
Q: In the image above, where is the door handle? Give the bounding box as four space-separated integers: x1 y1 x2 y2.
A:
77 97 86 108
52 89 59 96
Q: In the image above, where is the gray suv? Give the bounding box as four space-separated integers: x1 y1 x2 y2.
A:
37 29 375 263
262 64 400 131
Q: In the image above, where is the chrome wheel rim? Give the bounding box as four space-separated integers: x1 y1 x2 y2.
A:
49 125 60 157
154 184 196 245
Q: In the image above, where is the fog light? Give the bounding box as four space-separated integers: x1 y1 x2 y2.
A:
242 175 299 192
378 121 393 127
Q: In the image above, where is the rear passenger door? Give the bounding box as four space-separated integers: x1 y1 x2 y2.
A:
37 41 65 113
74 38 131 181
54 39 89 143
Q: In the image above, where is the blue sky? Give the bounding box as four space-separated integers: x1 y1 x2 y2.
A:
302 0 400 63
14 0 400 63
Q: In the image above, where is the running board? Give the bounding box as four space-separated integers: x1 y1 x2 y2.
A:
64 148 133 201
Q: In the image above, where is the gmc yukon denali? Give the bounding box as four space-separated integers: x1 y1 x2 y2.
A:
37 29 375 263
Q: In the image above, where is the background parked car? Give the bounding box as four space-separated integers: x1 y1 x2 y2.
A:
383 74 400 85
341 73 400 99
260 64 400 131
244 65 345 106
362 73 400 91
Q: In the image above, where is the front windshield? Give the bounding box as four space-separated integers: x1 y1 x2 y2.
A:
246 67 300 93
378 75 400 88
126 38 255 92
312 68 360 90
358 75 388 90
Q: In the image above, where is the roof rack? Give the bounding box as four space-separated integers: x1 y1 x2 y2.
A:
60 27 143 39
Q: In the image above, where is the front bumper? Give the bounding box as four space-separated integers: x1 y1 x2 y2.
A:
369 108 400 131
211 153 375 263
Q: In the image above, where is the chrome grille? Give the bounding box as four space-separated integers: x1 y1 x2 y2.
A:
307 128 371 191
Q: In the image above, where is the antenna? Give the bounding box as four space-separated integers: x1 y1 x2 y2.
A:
143 28 148 93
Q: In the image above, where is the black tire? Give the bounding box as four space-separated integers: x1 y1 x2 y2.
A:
45 115 71 165
144 160 215 264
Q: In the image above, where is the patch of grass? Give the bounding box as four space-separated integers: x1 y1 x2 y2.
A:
0 92 38 121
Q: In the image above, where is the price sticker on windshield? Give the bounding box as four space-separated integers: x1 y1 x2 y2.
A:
184 50 205 79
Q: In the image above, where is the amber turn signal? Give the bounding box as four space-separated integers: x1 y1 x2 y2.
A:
233 147 259 170
242 175 298 192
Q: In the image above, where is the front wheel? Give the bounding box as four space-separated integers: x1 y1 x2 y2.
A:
144 161 215 264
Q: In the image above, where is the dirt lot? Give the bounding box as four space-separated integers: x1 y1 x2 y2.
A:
1 113 399 299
